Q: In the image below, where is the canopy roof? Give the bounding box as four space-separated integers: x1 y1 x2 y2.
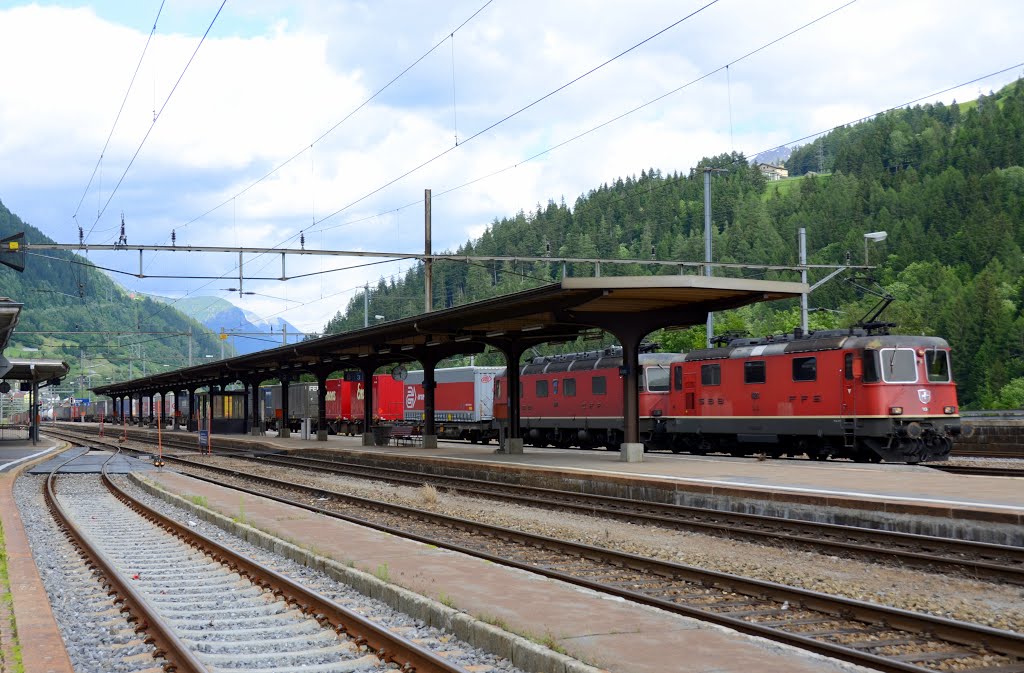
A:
1 358 70 384
0 298 22 352
94 275 806 396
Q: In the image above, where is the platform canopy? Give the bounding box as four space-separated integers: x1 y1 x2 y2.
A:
0 359 70 384
93 275 806 397
0 298 22 352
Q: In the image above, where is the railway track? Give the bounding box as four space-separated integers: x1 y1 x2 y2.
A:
46 430 1024 673
255 451 1024 583
43 449 472 673
48 426 1024 585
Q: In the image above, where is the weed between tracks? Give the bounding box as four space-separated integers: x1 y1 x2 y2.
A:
419 484 439 506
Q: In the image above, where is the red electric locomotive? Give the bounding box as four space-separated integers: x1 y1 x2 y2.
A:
493 329 963 463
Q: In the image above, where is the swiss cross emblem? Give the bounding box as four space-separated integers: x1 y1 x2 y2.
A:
917 389 931 404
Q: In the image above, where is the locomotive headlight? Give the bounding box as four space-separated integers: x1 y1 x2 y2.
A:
889 406 903 415
943 406 956 415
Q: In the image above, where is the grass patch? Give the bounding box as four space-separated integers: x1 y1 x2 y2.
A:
0 521 26 673
762 173 832 200
477 613 509 630
188 494 209 508
536 630 568 655
375 563 390 582
437 592 456 608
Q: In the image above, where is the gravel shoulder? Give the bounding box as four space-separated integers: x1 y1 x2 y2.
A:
185 455 1023 634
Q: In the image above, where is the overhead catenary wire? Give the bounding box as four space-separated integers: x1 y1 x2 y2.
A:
228 0 726 287
306 0 722 233
58 58 1018 299
134 0 498 306
82 0 227 244
64 3 1015 338
73 0 167 224
173 0 496 237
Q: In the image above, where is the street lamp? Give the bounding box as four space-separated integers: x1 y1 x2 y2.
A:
864 231 887 265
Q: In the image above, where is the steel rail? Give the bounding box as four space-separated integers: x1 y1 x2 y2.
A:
44 450 208 673
140 452 1024 673
47 428 1024 584
97 456 470 673
926 464 1024 478
257 452 1024 568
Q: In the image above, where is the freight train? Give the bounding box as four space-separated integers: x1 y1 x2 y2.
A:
51 398 116 423
258 374 405 434
86 326 961 463
492 329 963 463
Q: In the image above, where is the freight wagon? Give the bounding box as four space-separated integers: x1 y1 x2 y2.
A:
402 366 504 443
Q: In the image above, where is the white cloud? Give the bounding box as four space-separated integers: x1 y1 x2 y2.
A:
2 0 1023 334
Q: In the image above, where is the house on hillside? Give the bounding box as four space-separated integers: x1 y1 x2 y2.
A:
757 163 789 181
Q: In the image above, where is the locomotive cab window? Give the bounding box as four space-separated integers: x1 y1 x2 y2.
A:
673 365 683 390
646 366 670 392
744 360 766 384
879 348 917 383
844 353 854 380
535 380 549 398
701 363 721 386
863 350 880 383
552 379 559 396
592 376 607 395
792 357 816 382
925 349 951 382
564 378 576 397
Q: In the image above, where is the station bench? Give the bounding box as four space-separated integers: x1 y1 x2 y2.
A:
389 425 422 446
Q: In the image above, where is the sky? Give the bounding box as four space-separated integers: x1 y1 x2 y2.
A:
0 0 1021 336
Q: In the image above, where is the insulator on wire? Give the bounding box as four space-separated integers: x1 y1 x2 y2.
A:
78 226 83 245
171 229 176 247
300 231 305 250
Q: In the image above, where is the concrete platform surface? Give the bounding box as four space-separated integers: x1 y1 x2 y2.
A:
147 469 864 673
0 437 62 473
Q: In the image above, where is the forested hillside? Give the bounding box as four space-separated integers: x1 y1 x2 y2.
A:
325 79 1024 409
0 201 222 391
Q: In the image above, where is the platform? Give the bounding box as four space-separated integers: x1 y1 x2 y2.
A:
143 468 865 673
0 436 61 473
0 437 76 673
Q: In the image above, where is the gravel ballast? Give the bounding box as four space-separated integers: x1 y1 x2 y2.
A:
15 470 537 673
179 455 1023 634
